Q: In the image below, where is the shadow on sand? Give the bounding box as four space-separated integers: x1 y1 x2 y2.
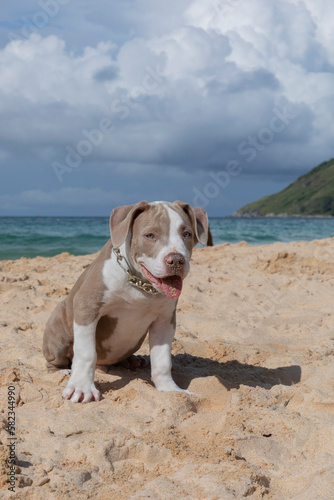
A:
98 353 301 394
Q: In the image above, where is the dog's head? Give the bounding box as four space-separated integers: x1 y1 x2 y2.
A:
109 201 209 299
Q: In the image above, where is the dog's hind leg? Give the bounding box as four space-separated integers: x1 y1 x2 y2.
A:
43 303 74 372
117 355 148 369
43 332 73 372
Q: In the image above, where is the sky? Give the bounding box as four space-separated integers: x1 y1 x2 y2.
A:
0 0 334 216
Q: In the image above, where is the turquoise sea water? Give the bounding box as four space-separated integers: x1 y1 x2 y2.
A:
0 216 333 260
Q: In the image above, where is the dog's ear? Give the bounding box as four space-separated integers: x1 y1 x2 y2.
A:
174 201 209 246
207 226 214 246
110 201 148 247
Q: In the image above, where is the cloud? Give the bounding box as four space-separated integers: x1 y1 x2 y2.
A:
0 166 197 215
94 65 119 82
0 187 123 212
0 0 334 215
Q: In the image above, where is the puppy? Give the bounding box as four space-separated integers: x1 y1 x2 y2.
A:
43 201 209 403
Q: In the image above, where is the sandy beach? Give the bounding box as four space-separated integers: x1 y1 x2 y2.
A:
1 239 334 499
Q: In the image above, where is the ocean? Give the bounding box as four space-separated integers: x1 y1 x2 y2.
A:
0 216 334 260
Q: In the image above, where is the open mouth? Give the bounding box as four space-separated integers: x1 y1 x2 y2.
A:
140 265 183 299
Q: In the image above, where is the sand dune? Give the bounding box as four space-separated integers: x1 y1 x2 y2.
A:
1 239 334 499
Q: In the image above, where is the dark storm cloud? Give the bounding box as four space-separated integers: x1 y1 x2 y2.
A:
0 0 333 215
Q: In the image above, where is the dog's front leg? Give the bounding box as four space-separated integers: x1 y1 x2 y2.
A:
149 316 189 393
62 321 101 403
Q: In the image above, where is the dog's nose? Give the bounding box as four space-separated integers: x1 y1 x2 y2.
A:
165 252 185 268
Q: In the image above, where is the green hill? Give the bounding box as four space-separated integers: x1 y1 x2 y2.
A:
234 158 334 217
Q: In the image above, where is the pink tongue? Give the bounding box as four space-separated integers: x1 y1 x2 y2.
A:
161 276 183 299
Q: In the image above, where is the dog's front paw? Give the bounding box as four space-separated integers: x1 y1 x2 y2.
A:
62 379 101 403
159 386 193 395
153 377 192 394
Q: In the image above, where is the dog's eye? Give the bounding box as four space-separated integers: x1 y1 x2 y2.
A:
145 233 155 239
183 231 192 238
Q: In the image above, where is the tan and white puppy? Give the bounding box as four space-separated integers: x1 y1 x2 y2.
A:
43 201 209 403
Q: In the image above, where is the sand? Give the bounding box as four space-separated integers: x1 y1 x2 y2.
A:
1 239 334 499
